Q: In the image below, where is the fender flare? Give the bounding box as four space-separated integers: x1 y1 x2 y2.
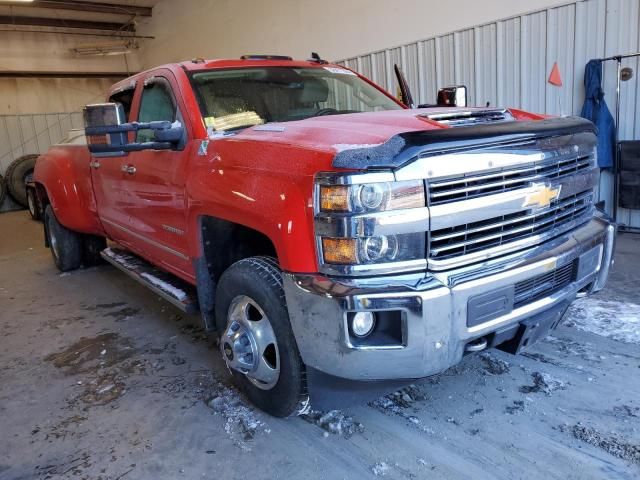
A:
33 146 105 235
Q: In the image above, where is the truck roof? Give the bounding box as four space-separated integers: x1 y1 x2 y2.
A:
110 57 346 93
181 57 333 72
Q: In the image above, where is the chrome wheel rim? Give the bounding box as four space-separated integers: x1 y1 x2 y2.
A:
49 223 59 260
220 295 280 390
27 192 36 216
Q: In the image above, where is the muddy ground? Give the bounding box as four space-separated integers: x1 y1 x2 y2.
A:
1 210 639 479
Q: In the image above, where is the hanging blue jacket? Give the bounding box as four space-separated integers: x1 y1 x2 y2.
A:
580 59 615 168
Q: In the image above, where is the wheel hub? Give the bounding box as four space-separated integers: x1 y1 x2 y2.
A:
221 320 257 372
220 295 280 390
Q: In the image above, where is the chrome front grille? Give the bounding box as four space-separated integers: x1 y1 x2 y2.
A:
429 191 594 261
514 261 575 308
428 153 594 206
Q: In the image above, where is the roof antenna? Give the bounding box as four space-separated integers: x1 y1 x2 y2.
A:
308 52 328 64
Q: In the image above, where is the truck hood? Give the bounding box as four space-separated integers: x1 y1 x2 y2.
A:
233 108 451 154
227 108 594 170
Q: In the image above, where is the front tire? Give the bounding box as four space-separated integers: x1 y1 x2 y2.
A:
215 256 309 417
44 205 82 272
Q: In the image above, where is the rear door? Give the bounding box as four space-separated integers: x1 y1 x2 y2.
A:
90 85 138 247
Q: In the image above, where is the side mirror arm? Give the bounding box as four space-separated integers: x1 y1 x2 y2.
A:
88 141 174 154
85 120 173 136
85 120 185 156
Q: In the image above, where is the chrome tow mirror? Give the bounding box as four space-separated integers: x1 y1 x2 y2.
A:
84 102 185 157
437 86 468 107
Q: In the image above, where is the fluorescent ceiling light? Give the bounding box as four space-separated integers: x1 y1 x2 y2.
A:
71 41 139 56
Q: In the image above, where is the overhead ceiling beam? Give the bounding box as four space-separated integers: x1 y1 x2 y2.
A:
0 15 135 31
0 70 131 78
3 0 152 17
0 26 153 38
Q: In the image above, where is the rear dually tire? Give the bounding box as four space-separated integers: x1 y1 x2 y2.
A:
44 205 82 272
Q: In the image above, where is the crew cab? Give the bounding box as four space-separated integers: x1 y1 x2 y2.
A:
33 55 615 417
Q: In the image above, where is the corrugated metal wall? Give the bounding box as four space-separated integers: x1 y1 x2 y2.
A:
0 112 83 175
337 0 640 228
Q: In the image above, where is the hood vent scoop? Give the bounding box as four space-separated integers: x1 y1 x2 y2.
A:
424 108 515 128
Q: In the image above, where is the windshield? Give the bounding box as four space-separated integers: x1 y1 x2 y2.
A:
190 66 402 132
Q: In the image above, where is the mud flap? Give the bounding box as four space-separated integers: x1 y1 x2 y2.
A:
194 255 216 332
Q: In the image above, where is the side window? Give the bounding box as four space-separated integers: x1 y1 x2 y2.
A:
108 88 135 122
136 79 177 142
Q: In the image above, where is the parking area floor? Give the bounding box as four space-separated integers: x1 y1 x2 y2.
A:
1 210 639 480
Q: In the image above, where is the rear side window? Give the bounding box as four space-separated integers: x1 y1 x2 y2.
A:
108 88 135 122
136 79 177 142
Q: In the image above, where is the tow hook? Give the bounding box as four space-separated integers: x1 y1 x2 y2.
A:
465 337 488 353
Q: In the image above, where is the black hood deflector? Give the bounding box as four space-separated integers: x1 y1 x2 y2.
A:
332 116 596 170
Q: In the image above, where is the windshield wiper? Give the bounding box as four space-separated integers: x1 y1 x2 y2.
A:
309 108 360 118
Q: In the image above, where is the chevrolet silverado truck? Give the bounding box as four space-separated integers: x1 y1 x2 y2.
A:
33 55 616 417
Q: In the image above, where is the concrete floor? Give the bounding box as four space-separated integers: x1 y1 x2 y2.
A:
1 210 639 480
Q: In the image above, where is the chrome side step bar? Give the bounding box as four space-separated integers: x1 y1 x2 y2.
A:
101 247 199 314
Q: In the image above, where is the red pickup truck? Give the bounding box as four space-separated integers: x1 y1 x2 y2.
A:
33 55 615 417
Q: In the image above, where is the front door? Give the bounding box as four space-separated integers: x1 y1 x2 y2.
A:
120 73 193 280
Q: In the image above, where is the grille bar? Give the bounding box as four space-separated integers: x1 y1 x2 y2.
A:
431 157 592 189
430 159 593 200
428 155 595 206
431 191 592 244
430 192 593 260
514 261 575 308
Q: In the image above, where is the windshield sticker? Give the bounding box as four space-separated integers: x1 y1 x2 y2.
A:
323 66 356 76
198 140 209 155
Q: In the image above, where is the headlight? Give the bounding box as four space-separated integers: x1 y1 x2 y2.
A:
319 180 424 213
315 173 427 275
321 233 424 265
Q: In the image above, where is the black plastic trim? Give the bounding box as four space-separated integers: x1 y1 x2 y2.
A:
332 116 596 170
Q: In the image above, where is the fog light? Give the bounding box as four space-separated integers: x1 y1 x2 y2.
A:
351 312 376 338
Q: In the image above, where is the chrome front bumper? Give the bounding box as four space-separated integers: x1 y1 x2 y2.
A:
283 213 616 380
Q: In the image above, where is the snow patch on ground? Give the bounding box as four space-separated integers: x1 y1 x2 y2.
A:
369 385 434 434
302 409 364 438
519 372 567 396
567 297 640 345
139 273 188 301
479 352 510 375
205 383 265 450
371 462 390 476
561 423 640 464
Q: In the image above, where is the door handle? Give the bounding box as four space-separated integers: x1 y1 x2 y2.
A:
121 164 136 175
90 161 101 169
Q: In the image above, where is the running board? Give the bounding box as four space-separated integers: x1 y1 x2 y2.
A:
101 247 199 314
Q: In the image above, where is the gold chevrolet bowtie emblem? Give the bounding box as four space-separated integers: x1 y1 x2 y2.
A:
523 183 562 209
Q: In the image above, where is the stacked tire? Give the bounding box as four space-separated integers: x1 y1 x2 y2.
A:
0 174 6 208
5 154 38 207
